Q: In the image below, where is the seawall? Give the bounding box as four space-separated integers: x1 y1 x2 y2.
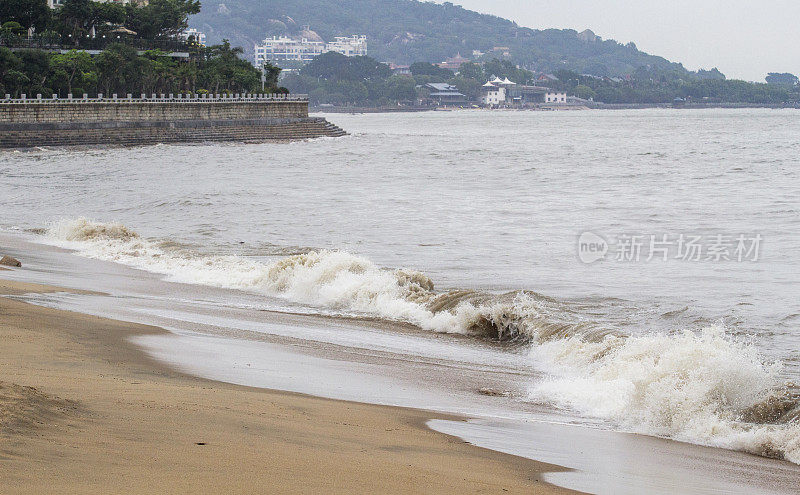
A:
0 95 346 148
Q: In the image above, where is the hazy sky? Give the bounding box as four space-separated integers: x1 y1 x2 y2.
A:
445 0 800 82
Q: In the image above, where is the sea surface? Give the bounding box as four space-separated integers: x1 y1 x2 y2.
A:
2 108 800 492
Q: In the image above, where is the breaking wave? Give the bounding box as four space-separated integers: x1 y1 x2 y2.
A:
43 218 800 463
529 327 800 463
43 218 592 340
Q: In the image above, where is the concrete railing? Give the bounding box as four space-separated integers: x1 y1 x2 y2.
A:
0 93 309 104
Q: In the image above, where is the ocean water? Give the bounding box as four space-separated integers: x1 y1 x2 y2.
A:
2 108 800 468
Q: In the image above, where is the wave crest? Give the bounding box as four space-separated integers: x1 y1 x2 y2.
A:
529 326 800 462
42 218 800 464
49 218 139 242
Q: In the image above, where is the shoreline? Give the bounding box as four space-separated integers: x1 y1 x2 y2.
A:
3 231 800 493
0 278 574 494
312 103 800 114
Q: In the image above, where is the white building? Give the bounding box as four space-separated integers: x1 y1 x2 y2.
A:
481 81 506 106
254 36 325 67
325 35 367 57
545 92 567 103
179 28 206 46
481 77 518 106
254 31 367 67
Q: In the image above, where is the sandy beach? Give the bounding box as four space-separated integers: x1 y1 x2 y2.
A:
0 278 574 494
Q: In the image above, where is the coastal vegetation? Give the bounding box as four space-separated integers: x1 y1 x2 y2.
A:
0 0 280 96
547 68 800 106
284 53 800 107
190 0 684 76
2 0 799 105
189 0 799 107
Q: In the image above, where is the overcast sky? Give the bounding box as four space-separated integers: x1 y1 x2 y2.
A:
444 0 800 82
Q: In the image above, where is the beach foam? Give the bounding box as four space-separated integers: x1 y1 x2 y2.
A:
529 326 800 462
43 218 800 463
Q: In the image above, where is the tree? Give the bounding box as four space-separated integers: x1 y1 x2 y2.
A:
17 49 50 92
448 74 481 99
0 0 50 31
574 84 596 100
94 43 140 94
198 40 263 93
765 73 798 86
260 60 281 89
301 52 391 81
384 74 416 101
50 50 94 94
0 21 26 46
125 0 200 39
457 62 484 81
57 0 93 43
409 61 453 79
0 47 22 94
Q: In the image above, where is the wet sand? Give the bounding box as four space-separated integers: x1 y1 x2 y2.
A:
0 278 574 494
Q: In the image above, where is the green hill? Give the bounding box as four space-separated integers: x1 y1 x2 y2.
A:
189 0 689 77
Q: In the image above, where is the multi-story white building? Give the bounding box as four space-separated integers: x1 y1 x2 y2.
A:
254 31 367 67
481 81 506 106
254 36 325 67
179 28 206 46
325 35 367 57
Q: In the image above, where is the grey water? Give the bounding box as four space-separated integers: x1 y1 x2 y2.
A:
2 108 800 490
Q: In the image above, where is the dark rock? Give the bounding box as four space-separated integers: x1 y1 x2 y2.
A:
0 255 21 267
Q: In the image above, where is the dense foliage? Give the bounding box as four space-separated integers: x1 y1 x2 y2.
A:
765 72 799 86
0 0 279 96
189 0 687 76
0 42 282 96
283 52 412 105
1 0 200 46
549 68 800 106
283 53 800 107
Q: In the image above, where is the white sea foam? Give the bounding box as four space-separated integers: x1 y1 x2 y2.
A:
529 326 800 462
43 218 800 463
44 218 487 334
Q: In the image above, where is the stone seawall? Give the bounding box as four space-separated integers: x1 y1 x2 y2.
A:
0 96 347 148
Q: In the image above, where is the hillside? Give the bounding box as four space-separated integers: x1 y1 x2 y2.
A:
189 0 688 77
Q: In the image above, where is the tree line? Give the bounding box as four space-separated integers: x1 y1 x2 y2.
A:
1 0 200 45
1 0 282 97
284 52 800 107
0 42 284 97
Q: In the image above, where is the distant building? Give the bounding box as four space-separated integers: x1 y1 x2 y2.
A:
179 28 206 46
389 63 411 75
480 77 517 106
491 46 511 58
254 31 367 67
438 53 470 71
518 85 549 104
481 81 505 106
254 36 325 67
425 83 467 106
545 92 567 104
537 74 559 83
325 35 368 57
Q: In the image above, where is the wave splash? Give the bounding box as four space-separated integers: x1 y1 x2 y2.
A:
44 218 585 340
529 327 800 462
45 218 800 463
